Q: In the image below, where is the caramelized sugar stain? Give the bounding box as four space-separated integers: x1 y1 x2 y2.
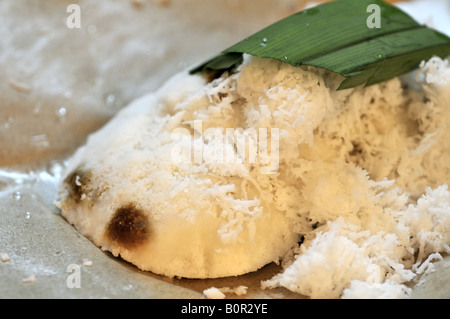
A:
106 203 150 249
63 166 92 203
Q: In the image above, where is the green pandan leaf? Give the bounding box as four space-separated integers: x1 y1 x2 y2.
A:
190 0 450 90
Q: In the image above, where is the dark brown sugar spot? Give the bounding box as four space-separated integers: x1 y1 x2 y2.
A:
106 203 150 249
63 166 92 203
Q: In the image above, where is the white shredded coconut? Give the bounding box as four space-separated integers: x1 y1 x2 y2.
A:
203 287 226 299
256 56 450 299
203 285 248 299
218 285 248 296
